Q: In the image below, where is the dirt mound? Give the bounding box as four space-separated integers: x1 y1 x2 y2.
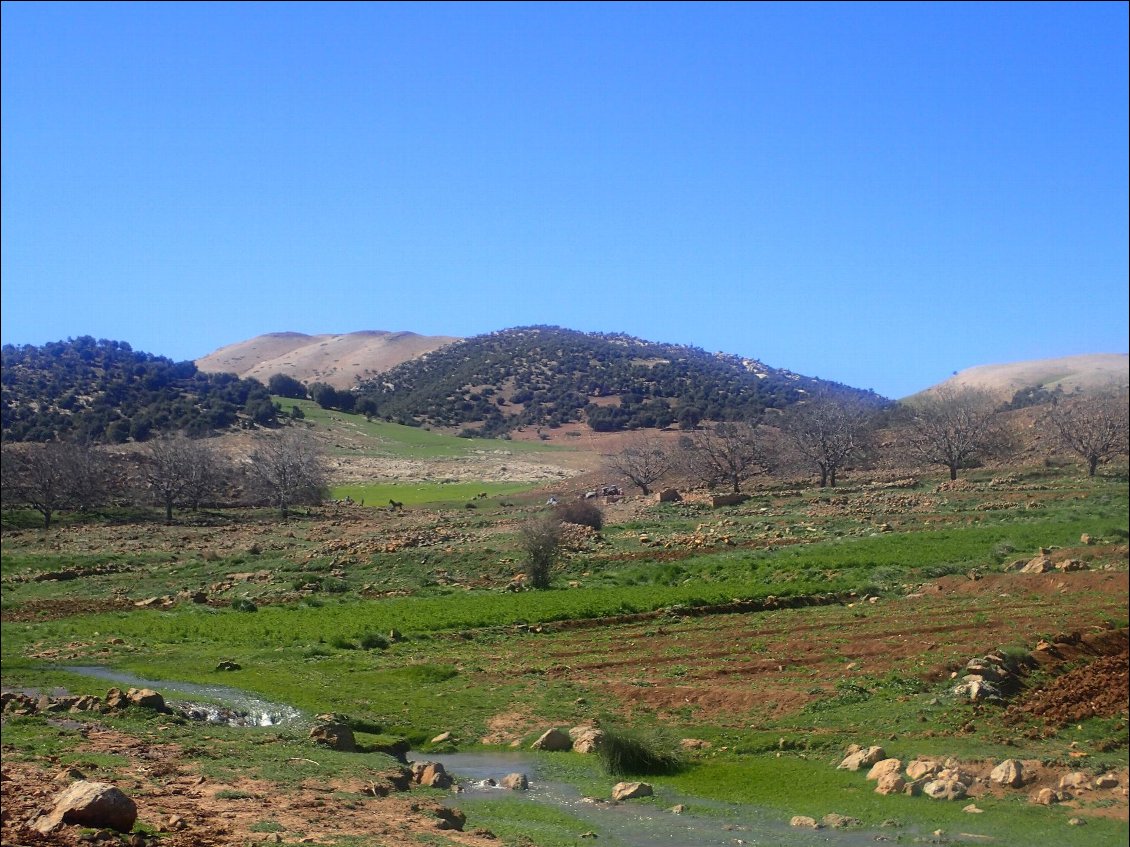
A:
1006 628 1130 728
913 352 1129 400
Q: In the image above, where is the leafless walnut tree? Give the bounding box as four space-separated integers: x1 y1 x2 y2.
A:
901 387 1005 480
246 428 329 519
144 433 223 523
778 393 876 487
681 420 768 493
0 441 111 529
604 433 672 495
1045 392 1129 477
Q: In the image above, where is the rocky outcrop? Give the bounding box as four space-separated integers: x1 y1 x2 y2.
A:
309 721 356 752
837 745 885 771
990 759 1024 787
530 728 573 751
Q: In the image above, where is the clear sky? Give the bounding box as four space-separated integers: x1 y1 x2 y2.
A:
2 2 1127 398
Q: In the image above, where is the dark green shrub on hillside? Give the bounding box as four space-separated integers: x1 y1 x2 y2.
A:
555 500 604 531
597 727 682 776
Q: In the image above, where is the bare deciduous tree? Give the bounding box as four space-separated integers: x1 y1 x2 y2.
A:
1 441 110 529
519 514 563 589
246 429 329 519
145 433 223 523
901 387 1004 480
1045 392 1129 477
779 393 876 487
682 420 768 493
605 433 672 495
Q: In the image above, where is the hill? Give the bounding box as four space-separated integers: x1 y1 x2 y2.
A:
1 337 277 442
358 325 886 435
195 330 458 389
917 353 1128 400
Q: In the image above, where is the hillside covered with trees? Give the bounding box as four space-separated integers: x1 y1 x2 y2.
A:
357 326 886 435
1 337 277 443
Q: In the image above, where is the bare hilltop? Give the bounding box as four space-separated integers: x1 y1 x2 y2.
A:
195 330 458 389
915 353 1128 400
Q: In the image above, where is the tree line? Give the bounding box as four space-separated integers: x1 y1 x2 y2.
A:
1 428 329 529
606 387 1129 495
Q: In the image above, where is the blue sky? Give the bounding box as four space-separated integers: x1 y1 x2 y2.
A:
2 2 1127 398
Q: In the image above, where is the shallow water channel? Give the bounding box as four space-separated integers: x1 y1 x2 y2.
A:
429 750 895 847
60 667 898 845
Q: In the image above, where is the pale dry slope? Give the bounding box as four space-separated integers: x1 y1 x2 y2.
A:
195 330 458 389
916 353 1128 400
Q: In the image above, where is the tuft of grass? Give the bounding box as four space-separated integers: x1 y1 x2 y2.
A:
596 727 682 777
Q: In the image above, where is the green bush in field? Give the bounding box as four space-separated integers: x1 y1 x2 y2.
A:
555 500 604 531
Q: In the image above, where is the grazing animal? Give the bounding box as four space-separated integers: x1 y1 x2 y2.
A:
388 499 404 512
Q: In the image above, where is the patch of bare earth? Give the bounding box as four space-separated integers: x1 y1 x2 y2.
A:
1 728 499 847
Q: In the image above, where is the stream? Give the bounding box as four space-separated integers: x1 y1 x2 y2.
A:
59 667 906 846
62 665 303 727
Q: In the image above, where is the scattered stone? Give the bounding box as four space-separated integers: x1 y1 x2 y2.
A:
922 777 967 801
1020 555 1055 574
433 806 465 831
1059 772 1091 791
126 688 168 711
33 781 138 834
611 781 653 801
669 804 686 814
500 773 528 790
1094 774 1120 789
821 813 861 829
789 816 822 829
963 804 984 814
1033 788 1067 805
52 767 86 783
680 738 711 750
412 761 452 789
215 661 241 671
990 759 1024 788
531 728 573 751
430 731 453 745
837 745 885 771
1067 817 1086 826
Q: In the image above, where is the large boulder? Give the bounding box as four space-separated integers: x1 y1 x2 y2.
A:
922 777 968 801
570 726 607 754
837 745 885 771
874 773 906 795
410 761 453 789
531 728 573 751
612 781 653 801
990 759 1024 788
309 722 356 752
34 781 137 834
906 760 942 781
126 688 168 712
866 759 902 781
500 772 528 790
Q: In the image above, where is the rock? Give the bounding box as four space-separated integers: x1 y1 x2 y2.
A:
52 766 87 783
215 660 241 671
430 731 453 744
1068 817 1087 826
875 774 906 795
33 781 138 834
1059 772 1091 791
309 722 356 752
433 806 465 831
1057 559 1088 572
679 738 711 750
963 804 984 814
417 762 452 789
906 760 942 781
990 759 1024 788
500 772 528 790
952 678 1002 702
531 728 573 751
126 688 168 711
922 778 967 801
669 804 686 814
837 745 885 771
866 758 902 781
789 816 822 829
821 813 861 829
611 781 653 801
1020 555 1055 574
570 727 607 754
105 687 129 709
163 814 186 831
1095 774 1120 789
657 488 682 503
1080 534 1094 545
1033 788 1067 805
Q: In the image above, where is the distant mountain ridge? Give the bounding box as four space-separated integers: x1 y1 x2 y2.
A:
918 353 1128 400
195 330 458 389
